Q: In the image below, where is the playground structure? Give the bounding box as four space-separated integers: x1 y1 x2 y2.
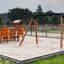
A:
0 13 64 49
12 20 24 41
0 20 24 43
19 14 64 49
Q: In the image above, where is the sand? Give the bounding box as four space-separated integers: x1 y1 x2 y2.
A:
0 32 64 61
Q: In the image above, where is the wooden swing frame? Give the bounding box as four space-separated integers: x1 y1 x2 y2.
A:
19 14 64 49
19 18 38 46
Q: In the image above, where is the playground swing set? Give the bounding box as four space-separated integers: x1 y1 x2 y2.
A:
19 16 38 46
19 14 64 49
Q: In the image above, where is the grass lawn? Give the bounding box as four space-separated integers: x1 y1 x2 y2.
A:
46 29 61 33
0 54 64 64
31 54 64 64
29 28 61 34
0 58 15 64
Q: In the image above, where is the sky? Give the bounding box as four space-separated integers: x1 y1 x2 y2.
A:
0 0 64 13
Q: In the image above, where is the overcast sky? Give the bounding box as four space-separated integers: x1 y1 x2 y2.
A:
0 0 64 13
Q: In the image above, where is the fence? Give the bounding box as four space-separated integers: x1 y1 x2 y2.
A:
25 24 62 39
0 24 62 39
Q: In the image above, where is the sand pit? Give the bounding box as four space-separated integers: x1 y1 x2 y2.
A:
0 35 64 61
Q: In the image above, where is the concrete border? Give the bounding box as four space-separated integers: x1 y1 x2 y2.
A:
0 51 64 64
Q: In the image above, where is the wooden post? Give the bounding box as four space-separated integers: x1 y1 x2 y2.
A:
19 19 33 46
22 18 24 28
42 16 44 32
31 24 32 36
60 16 63 48
34 19 38 44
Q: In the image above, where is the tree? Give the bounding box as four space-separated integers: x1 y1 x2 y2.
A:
36 5 43 15
45 10 54 15
8 8 33 24
45 16 51 24
51 16 59 25
45 10 60 25
35 5 43 24
0 16 3 25
24 8 33 24
8 8 25 23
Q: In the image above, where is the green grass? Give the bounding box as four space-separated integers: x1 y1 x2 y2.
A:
0 58 15 64
28 28 61 34
29 28 64 34
31 54 64 64
47 29 61 33
0 54 64 64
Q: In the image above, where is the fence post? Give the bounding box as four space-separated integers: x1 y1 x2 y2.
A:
46 24 47 37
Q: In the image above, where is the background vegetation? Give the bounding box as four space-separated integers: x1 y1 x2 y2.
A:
31 54 64 64
7 5 60 25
